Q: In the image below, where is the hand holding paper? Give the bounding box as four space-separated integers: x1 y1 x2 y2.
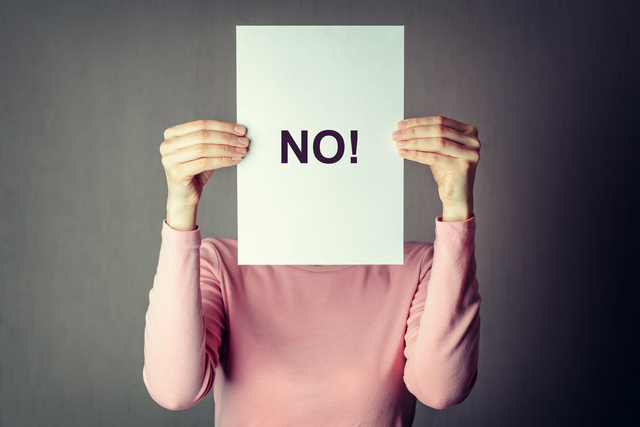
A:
392 115 481 216
160 119 250 208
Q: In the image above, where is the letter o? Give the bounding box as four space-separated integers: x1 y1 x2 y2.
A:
313 130 345 164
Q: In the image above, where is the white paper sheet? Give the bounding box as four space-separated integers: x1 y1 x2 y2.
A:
236 25 404 265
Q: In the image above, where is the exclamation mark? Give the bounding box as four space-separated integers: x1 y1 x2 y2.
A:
350 130 358 163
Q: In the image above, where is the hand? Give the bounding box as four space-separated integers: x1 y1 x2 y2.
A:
392 115 481 211
160 119 250 207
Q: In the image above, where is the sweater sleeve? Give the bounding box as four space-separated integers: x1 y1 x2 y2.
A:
403 214 481 410
142 220 226 411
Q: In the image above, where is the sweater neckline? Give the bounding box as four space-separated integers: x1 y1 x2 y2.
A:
284 264 356 272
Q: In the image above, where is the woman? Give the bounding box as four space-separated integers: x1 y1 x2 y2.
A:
143 116 482 426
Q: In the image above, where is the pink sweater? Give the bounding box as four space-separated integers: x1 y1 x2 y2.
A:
143 214 481 426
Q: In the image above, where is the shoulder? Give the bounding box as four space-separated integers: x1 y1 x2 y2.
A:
200 237 238 273
403 241 434 278
199 238 431 270
202 237 238 254
403 240 433 261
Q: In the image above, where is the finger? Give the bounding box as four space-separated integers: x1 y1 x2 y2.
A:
396 137 476 161
161 129 250 156
397 116 470 134
398 149 459 171
167 142 248 165
164 119 246 141
178 156 243 177
395 116 479 148
394 123 479 149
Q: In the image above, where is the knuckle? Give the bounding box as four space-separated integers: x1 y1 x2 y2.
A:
437 124 446 135
167 164 179 181
195 143 206 156
225 131 232 143
197 119 209 129
429 152 441 163
196 129 208 141
434 115 445 125
174 169 184 183
436 137 447 149
197 157 208 168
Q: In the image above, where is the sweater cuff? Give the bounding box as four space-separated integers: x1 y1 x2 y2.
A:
435 213 476 236
161 219 202 246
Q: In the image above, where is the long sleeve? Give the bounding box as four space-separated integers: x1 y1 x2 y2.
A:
403 214 481 410
142 220 226 411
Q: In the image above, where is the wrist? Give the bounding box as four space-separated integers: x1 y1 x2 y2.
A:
166 201 198 231
441 201 473 222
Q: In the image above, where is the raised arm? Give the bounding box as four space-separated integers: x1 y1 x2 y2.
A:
142 219 226 410
403 214 481 409
143 118 248 409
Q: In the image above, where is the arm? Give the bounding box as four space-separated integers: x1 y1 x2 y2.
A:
142 219 226 410
403 213 481 409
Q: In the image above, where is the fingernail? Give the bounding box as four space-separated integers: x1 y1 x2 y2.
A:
399 149 408 155
237 136 249 146
234 125 245 134
235 147 246 153
398 121 408 129
396 140 406 147
392 130 403 139
232 157 242 161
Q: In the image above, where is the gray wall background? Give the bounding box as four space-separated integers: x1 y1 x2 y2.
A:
1 0 638 426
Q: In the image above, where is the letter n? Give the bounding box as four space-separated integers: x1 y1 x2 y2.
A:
281 130 308 163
